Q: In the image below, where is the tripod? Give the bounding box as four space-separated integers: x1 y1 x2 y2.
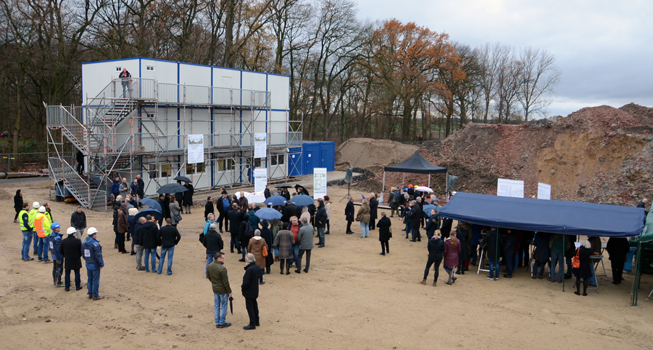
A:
340 183 352 202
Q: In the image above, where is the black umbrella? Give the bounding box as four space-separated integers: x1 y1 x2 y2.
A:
229 296 234 314
295 184 310 196
174 176 192 183
275 183 292 188
157 183 188 194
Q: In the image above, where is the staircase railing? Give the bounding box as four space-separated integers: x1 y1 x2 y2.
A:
48 157 91 208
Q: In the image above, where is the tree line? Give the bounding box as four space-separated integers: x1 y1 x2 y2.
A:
0 0 560 155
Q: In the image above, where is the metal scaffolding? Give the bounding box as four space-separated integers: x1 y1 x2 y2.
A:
46 77 302 210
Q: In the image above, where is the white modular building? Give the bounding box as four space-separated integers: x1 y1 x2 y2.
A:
46 57 302 210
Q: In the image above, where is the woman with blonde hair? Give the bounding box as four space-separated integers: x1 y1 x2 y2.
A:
357 199 371 238
573 240 593 296
443 231 461 285
300 206 311 224
421 230 444 286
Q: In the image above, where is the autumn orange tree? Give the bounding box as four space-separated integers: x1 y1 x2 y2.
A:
368 19 464 141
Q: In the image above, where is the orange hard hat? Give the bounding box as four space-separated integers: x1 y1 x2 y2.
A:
408 184 413 188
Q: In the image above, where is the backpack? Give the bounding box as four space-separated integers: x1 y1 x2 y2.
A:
244 221 254 238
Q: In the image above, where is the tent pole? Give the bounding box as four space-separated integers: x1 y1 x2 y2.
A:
402 173 405 187
382 171 386 194
428 173 431 188
631 241 642 306
495 228 499 281
562 237 566 292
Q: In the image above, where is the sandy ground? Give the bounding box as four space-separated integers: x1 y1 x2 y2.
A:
1 180 653 350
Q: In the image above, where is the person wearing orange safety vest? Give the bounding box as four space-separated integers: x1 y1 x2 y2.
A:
34 206 52 262
29 202 40 256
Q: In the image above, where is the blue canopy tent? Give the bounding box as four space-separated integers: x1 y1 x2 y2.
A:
439 192 646 293
438 192 645 237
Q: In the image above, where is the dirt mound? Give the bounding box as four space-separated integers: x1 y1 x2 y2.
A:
335 138 418 168
341 104 653 206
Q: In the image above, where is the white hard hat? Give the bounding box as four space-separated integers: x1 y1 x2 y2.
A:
39 206 46 213
66 227 77 235
87 227 98 235
33 201 40 209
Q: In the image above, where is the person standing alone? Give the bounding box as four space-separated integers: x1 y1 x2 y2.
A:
242 253 261 330
13 189 23 223
207 252 232 328
119 67 131 98
83 227 105 300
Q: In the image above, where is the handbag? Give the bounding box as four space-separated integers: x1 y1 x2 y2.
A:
262 245 269 257
389 226 393 238
572 248 581 269
355 215 362 222
174 213 183 222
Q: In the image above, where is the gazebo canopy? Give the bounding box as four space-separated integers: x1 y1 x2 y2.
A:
383 152 447 174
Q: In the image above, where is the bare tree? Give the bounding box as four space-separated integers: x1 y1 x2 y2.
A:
517 47 560 121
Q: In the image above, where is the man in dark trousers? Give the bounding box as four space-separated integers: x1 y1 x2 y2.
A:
60 227 83 291
157 218 181 275
205 197 215 220
407 201 422 242
139 215 160 273
314 200 327 248
216 192 231 233
241 253 260 330
344 197 355 234
607 237 631 285
75 150 84 175
228 203 244 253
136 174 145 205
369 193 378 230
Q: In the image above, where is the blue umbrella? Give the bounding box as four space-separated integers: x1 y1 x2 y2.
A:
422 204 438 217
254 208 283 221
134 208 162 221
290 194 314 206
139 198 162 212
157 183 188 194
265 195 287 206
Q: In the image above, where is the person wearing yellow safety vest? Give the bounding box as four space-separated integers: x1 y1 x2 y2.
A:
34 206 52 263
29 202 40 256
19 202 34 261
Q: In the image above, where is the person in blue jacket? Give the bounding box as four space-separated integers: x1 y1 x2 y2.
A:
83 227 105 300
49 222 64 287
110 177 121 201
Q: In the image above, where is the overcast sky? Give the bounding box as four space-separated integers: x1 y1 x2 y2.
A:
354 0 653 116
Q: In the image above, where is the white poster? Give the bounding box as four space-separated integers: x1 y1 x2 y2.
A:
497 178 524 198
537 182 551 200
314 167 327 199
254 168 267 193
254 133 267 158
187 134 204 164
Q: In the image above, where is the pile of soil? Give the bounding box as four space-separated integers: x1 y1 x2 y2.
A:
336 104 653 206
335 138 418 168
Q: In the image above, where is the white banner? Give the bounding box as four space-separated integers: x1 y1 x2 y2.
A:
537 182 551 200
254 168 267 193
187 134 204 164
254 133 267 158
314 167 327 200
497 178 524 198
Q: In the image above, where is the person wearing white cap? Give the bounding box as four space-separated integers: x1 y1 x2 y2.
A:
49 222 64 287
82 227 105 300
29 202 40 256
61 227 83 291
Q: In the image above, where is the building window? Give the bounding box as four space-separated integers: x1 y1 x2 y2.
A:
197 162 205 173
254 158 262 168
186 163 195 174
146 65 155 71
161 164 171 178
271 155 278 166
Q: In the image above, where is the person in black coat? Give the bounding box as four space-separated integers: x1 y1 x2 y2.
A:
14 189 23 223
283 203 298 223
238 214 252 261
532 232 551 279
345 198 355 234
440 217 453 239
139 216 160 272
205 197 215 220
228 203 244 253
573 240 593 296
264 185 271 199
369 194 378 230
407 201 422 242
424 209 439 240
607 237 631 284
314 200 327 247
203 223 224 272
260 221 274 274
241 253 260 330
421 231 444 286
59 228 83 291
376 212 392 255
183 182 194 214
482 228 502 280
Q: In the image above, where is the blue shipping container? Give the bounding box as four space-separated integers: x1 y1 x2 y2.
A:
301 141 335 175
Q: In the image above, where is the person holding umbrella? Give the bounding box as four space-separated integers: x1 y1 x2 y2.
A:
207 252 232 328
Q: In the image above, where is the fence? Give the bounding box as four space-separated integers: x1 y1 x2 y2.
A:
0 152 50 173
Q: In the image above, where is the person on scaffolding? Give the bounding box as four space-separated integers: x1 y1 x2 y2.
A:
119 67 131 98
